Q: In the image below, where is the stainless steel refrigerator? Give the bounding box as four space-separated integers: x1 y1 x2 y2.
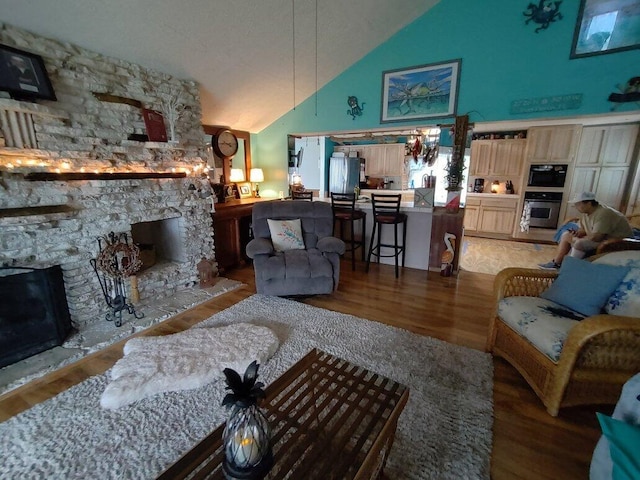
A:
329 154 364 194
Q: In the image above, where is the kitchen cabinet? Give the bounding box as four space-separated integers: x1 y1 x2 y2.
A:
567 124 638 217
492 140 527 176
361 144 405 177
469 139 526 177
464 196 518 236
469 141 492 176
463 198 480 231
335 144 405 177
575 125 637 167
526 125 581 164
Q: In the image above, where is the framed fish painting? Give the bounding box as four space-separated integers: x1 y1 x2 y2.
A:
380 59 461 123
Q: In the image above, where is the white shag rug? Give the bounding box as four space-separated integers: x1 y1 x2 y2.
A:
0 295 493 480
100 323 279 409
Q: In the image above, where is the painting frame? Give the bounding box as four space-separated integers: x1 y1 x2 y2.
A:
237 182 252 198
0 43 57 101
570 0 640 59
380 59 461 123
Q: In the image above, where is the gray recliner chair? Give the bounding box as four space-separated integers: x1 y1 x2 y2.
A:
246 200 345 296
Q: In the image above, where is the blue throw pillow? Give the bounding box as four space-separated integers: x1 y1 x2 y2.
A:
540 257 629 317
597 413 640 480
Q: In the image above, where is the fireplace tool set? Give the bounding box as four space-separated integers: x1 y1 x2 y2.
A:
90 231 144 327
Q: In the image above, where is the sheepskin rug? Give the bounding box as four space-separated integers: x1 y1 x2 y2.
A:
100 323 279 409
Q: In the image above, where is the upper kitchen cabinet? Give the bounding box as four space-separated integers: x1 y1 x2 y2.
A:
567 124 639 216
469 141 492 176
491 139 527 176
363 144 405 177
526 125 581 164
575 125 638 167
470 138 526 177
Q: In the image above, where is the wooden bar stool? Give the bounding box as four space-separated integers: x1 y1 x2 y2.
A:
330 192 366 271
366 193 407 278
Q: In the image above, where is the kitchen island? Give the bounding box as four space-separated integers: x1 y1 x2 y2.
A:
318 190 464 273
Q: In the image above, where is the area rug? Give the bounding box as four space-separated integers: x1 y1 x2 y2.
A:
0 295 494 480
460 236 556 275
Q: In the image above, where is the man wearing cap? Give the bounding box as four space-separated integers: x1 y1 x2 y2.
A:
539 192 633 269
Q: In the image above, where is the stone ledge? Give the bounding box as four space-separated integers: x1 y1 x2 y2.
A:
0 205 78 224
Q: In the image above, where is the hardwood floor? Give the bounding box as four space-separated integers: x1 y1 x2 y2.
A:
0 260 606 479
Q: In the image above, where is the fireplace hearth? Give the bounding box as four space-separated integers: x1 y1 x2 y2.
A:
0 265 72 368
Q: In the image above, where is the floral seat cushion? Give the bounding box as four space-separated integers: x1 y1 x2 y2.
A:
498 296 585 362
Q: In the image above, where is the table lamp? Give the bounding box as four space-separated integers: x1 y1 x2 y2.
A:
249 168 264 198
229 168 245 183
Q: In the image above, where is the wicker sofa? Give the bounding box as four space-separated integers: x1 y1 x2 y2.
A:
486 250 640 416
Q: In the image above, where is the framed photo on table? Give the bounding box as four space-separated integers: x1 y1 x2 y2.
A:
380 59 461 123
570 0 640 58
237 182 252 198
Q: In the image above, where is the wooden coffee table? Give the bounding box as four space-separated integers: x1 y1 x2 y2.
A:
157 348 409 480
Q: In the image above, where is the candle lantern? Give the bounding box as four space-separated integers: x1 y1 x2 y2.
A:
222 361 273 479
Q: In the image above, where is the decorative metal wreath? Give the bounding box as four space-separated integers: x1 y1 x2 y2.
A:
95 234 142 278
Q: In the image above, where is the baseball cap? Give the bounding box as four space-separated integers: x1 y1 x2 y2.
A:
570 192 596 203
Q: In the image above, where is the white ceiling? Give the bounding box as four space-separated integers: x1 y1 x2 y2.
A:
0 0 439 132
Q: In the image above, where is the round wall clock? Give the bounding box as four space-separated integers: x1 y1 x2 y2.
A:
212 129 239 159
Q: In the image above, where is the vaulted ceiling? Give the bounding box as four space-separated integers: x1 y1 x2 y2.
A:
0 0 440 132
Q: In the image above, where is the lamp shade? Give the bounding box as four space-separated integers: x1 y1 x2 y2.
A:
229 168 245 182
249 168 264 183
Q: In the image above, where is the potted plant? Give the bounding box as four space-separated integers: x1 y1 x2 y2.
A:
444 148 466 213
445 154 466 192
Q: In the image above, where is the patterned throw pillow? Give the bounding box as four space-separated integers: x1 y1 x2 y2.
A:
267 219 305 252
605 268 640 317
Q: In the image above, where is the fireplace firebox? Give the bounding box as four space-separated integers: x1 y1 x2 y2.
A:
0 265 72 368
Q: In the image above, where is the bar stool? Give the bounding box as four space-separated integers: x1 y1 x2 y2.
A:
292 191 313 201
330 192 366 271
366 193 407 278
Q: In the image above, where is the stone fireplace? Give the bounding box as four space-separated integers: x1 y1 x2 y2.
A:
0 23 217 336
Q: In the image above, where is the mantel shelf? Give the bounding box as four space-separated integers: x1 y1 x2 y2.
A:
24 172 187 181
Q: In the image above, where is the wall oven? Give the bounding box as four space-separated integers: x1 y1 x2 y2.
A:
527 164 568 188
524 192 563 229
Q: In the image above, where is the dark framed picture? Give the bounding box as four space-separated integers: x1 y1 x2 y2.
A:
0 44 57 101
380 59 461 123
224 184 236 202
570 0 640 58
237 182 252 198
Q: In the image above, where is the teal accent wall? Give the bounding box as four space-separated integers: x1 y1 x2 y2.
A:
255 0 640 196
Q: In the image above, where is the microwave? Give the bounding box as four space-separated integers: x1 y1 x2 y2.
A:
527 164 568 188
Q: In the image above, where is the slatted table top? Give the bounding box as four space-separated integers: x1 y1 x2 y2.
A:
157 348 409 480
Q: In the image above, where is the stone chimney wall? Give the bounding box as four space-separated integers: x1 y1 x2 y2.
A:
0 23 217 329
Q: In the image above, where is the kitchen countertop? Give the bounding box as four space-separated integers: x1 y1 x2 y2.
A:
316 194 433 213
465 193 521 199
